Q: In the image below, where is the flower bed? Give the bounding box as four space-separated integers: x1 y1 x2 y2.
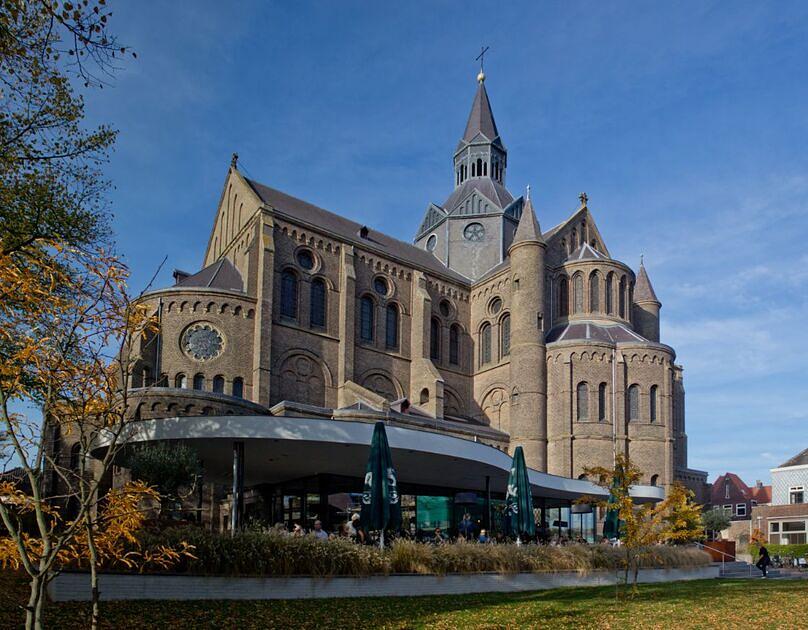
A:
133 527 710 577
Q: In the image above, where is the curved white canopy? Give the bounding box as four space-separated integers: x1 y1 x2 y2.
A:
98 415 664 503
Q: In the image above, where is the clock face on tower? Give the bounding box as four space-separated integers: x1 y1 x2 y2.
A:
463 222 485 242
181 323 224 362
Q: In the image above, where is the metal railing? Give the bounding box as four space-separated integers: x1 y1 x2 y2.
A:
695 542 753 577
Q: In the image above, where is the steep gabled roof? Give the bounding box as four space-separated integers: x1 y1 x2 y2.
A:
541 205 611 259
779 447 808 468
710 472 752 504
463 80 499 142
176 258 244 292
635 263 660 303
246 178 469 283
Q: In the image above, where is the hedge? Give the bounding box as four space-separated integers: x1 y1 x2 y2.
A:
131 527 711 577
750 543 808 560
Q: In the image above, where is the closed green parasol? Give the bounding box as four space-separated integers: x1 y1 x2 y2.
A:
504 446 535 540
360 422 401 547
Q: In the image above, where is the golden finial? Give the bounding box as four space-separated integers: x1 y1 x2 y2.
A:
477 70 486 83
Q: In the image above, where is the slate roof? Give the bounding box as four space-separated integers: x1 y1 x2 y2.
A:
545 321 649 344
780 447 808 468
463 80 499 142
634 263 659 303
176 258 244 292
567 242 607 261
512 197 543 245
246 178 469 283
441 176 514 212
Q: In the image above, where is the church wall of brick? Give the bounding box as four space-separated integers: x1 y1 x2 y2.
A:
132 289 257 400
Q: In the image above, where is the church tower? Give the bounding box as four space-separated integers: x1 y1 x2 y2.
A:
415 72 523 280
507 193 548 469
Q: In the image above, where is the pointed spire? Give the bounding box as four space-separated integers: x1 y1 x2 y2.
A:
463 80 499 142
635 260 660 303
512 194 544 247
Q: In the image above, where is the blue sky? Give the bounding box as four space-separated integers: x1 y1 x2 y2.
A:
82 1 808 486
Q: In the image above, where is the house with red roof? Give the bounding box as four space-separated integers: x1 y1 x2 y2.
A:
709 472 771 521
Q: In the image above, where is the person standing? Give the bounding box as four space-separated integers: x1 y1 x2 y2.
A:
458 513 475 539
312 520 329 540
756 544 771 578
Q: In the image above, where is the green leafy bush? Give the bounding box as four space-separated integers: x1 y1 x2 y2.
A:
134 527 710 577
749 543 808 561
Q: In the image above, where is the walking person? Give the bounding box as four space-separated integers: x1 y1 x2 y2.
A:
756 544 771 578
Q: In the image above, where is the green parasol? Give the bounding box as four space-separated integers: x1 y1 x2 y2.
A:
504 446 536 541
360 422 401 547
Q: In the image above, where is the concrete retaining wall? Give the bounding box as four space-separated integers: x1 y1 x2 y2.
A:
49 566 719 601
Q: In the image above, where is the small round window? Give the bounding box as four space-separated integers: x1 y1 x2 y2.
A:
296 249 314 270
489 297 502 314
463 222 485 242
373 277 388 296
426 234 437 251
439 300 451 317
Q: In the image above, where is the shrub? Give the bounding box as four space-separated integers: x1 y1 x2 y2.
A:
749 543 808 562
131 527 710 577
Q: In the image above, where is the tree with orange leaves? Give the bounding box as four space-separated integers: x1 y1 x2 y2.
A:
0 244 189 629
582 454 704 594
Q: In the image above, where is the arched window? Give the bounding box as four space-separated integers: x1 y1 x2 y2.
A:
476 158 482 176
360 296 374 342
193 373 205 390
650 474 659 487
619 275 627 318
385 303 399 349
559 277 569 316
628 384 640 421
606 273 614 314
280 270 298 319
420 388 430 404
175 373 187 389
480 323 492 365
577 382 589 421
500 314 511 357
471 161 476 177
589 272 600 313
573 274 583 313
430 317 441 361
449 324 460 365
310 278 326 328
629 281 635 316
213 375 225 394
598 382 607 422
650 385 658 422
232 377 244 398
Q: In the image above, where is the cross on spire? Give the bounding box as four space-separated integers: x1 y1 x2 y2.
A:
476 45 489 82
579 191 588 206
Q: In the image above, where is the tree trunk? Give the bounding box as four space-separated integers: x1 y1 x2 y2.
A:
35 576 48 630
624 547 630 588
25 573 42 630
87 518 101 630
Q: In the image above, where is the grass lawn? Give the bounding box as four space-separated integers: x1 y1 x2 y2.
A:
2 573 806 629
